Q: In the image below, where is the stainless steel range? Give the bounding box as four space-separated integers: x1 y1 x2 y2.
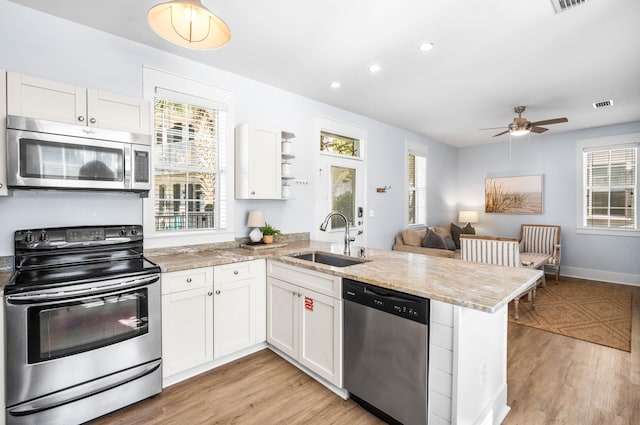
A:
3 225 162 425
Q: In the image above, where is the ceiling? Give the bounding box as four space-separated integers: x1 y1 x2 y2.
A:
8 0 640 147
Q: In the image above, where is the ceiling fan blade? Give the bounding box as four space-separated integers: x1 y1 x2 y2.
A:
493 130 510 137
530 127 548 134
479 127 507 130
530 117 568 126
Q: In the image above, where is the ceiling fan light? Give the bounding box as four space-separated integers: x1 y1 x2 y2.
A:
148 0 230 50
508 122 531 136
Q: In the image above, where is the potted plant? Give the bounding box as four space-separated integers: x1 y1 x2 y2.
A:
261 223 281 244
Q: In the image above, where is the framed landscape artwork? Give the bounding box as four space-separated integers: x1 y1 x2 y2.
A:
485 175 543 214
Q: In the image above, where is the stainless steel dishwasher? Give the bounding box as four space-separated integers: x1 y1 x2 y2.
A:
343 278 429 425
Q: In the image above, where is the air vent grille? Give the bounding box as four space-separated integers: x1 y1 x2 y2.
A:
592 99 614 109
551 0 587 13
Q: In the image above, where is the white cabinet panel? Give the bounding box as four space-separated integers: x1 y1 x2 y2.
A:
0 70 7 196
161 284 213 377
267 276 298 359
7 72 150 134
235 123 282 199
213 260 266 359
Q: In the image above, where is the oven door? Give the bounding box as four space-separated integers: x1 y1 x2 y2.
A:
4 274 161 408
6 128 129 191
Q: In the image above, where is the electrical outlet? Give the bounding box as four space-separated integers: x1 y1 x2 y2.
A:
369 210 375 217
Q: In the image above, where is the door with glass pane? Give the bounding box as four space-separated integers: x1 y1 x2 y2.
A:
314 125 367 248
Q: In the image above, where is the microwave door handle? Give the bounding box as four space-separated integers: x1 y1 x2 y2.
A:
124 143 132 189
5 274 160 304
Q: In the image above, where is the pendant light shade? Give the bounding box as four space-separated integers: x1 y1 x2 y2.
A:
147 0 230 50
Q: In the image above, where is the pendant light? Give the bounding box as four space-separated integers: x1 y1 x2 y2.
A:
147 0 230 50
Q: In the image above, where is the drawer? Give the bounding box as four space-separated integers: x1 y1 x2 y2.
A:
267 260 341 299
214 259 264 284
162 266 212 295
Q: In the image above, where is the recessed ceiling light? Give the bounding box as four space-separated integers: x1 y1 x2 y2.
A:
419 42 434 52
330 82 341 88
369 64 381 73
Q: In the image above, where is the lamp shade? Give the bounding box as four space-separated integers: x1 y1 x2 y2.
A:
246 210 266 228
458 210 478 224
147 0 231 50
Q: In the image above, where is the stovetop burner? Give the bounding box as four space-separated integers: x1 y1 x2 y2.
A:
7 225 160 294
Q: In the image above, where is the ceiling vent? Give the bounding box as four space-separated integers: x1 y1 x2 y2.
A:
551 0 588 13
592 99 614 109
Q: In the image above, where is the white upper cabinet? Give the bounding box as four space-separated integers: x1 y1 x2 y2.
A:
235 123 282 199
0 70 8 196
6 72 150 134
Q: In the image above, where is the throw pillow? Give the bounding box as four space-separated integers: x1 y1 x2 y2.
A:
443 236 457 251
421 229 447 250
451 222 476 249
433 225 452 240
402 229 426 247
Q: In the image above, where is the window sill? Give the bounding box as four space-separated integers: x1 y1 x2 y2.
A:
143 229 236 249
576 227 639 237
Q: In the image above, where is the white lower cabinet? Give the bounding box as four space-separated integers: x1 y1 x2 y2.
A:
266 260 342 388
213 260 266 359
161 267 214 378
161 260 266 381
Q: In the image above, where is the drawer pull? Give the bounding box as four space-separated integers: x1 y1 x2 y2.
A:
186 278 192 283
233 270 239 275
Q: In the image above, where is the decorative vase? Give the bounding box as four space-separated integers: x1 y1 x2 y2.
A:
263 235 274 244
249 228 263 243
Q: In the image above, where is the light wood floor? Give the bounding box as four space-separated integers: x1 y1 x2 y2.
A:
89 276 639 425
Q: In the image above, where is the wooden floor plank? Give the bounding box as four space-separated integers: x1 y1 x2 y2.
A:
89 276 638 425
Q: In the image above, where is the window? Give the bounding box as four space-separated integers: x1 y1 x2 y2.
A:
153 98 223 231
143 67 235 248
408 150 427 226
577 133 639 236
320 131 361 158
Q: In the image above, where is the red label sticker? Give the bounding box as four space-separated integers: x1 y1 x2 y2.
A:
304 297 314 312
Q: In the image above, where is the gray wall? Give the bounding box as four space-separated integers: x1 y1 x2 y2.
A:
457 122 640 284
0 1 457 255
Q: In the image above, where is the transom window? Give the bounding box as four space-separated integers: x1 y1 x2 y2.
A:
153 98 225 231
320 131 361 158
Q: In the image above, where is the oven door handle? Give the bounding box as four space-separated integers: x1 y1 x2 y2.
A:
5 274 160 304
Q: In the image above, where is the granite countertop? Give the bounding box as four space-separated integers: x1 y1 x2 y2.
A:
149 240 542 314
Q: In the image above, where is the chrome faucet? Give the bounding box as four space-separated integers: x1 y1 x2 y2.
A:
320 211 356 255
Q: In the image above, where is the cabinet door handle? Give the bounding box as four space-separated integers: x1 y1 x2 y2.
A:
251 191 256 195
215 290 221 295
89 117 96 124
186 278 192 283
208 291 213 296
233 270 239 275
298 292 303 297
77 116 85 122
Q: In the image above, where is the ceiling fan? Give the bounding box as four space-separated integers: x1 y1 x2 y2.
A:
484 106 568 137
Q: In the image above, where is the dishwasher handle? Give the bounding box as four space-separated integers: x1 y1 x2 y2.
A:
343 278 429 324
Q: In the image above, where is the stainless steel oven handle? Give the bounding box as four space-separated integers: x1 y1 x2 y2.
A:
5 274 160 304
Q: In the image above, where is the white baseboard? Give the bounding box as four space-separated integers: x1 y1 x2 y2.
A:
560 266 640 287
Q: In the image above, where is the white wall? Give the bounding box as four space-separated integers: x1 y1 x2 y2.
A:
0 1 458 255
457 122 640 285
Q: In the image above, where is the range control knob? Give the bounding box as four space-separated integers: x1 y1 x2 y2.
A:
130 228 138 236
24 232 34 243
39 231 49 242
120 228 127 237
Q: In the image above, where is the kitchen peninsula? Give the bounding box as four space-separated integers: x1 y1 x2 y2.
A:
148 239 542 425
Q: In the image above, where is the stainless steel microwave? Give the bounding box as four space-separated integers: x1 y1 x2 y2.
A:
6 115 151 196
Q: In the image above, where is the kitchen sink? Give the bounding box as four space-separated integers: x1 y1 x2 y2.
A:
289 251 367 267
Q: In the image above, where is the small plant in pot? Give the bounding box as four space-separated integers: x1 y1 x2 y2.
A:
261 223 281 244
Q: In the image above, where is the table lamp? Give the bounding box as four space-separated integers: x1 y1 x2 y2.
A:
458 211 478 226
247 210 266 243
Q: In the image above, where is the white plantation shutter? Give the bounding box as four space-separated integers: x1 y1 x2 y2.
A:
408 152 427 225
583 145 637 230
